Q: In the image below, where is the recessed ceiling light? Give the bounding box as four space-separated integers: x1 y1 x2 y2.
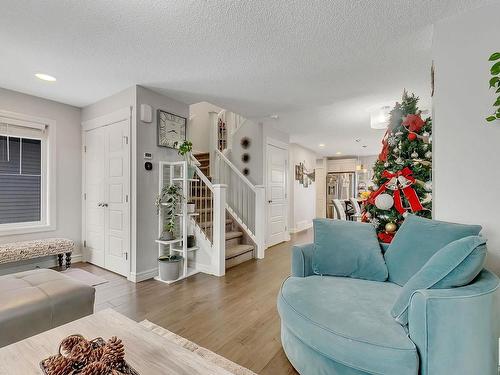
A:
35 73 56 82
319 143 325 148
336 151 342 155
269 114 279 119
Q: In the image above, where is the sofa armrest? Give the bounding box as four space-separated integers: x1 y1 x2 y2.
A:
408 270 499 375
291 243 315 277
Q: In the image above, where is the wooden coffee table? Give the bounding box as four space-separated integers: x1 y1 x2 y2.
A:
0 309 232 375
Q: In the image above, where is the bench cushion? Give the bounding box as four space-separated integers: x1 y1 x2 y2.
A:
0 268 94 347
278 276 418 375
0 238 74 264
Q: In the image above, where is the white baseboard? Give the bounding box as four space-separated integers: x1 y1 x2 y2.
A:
0 253 83 276
129 267 158 283
289 222 313 234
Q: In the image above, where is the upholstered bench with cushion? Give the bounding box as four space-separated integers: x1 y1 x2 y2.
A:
0 238 74 269
0 268 95 347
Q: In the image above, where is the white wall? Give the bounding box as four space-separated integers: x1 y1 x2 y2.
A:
135 86 191 277
188 102 223 154
0 88 82 273
433 3 500 275
289 143 317 233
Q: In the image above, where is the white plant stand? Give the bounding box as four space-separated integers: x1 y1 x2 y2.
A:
155 161 199 284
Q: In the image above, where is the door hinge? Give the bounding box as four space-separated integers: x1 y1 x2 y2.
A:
123 136 129 145
124 252 128 260
125 194 128 203
83 145 87 153
83 240 87 248
84 193 87 200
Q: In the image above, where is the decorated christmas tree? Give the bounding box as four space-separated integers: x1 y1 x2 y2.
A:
363 91 432 243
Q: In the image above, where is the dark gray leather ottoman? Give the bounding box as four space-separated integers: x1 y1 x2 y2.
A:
0 268 95 347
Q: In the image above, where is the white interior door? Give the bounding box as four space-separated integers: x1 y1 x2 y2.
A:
266 142 289 247
85 127 105 267
85 117 130 277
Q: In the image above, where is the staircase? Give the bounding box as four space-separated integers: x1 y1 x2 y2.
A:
194 153 255 269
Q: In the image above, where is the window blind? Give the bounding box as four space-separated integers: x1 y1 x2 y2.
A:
0 125 42 224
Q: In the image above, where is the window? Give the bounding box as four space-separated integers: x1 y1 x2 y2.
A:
0 112 54 235
0 136 42 224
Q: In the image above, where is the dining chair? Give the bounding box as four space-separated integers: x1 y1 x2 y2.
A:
332 199 347 220
349 197 362 221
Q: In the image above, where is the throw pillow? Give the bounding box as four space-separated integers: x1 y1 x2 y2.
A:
312 219 388 281
391 235 487 325
384 215 482 286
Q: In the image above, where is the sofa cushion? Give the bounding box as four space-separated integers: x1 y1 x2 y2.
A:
391 236 486 325
277 276 418 375
312 219 388 281
384 215 482 286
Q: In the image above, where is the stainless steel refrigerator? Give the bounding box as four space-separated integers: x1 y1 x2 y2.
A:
326 172 355 218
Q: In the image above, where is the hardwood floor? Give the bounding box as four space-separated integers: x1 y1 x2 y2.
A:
76 229 312 374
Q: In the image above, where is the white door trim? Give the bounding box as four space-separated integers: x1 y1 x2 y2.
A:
81 107 132 278
264 137 290 247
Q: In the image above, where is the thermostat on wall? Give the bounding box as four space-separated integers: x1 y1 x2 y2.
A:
144 152 153 160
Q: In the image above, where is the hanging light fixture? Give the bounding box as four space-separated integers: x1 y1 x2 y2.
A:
370 106 391 129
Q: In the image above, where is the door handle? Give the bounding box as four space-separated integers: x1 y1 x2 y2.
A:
268 200 273 204
102 203 108 207
97 203 103 207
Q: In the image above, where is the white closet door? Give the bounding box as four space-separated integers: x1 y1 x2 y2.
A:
85 127 106 267
103 120 130 276
84 112 130 278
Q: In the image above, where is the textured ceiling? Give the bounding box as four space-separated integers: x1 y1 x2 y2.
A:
0 0 492 155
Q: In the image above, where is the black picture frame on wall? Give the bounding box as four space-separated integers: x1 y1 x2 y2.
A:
157 109 187 148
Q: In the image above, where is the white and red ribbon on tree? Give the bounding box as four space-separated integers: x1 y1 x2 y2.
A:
368 167 424 214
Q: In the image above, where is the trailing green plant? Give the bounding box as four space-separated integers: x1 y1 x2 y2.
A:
155 184 184 234
486 52 500 123
177 140 193 163
158 254 182 262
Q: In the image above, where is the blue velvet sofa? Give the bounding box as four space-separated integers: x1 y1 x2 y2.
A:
277 242 499 375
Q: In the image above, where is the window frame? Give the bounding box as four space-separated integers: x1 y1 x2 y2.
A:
0 110 56 236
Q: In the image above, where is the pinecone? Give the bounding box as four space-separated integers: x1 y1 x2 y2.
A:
43 354 73 375
60 335 85 355
79 361 111 375
101 336 125 365
68 339 93 364
88 346 105 362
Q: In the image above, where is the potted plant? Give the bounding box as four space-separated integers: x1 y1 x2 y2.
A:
177 140 196 178
158 254 183 281
187 200 196 214
155 184 184 241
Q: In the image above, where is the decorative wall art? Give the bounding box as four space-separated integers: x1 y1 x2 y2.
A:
157 110 186 148
295 162 315 188
240 137 251 149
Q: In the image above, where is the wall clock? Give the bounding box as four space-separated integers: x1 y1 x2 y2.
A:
157 110 186 148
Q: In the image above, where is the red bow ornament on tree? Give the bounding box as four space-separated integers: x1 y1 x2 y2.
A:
402 114 424 133
368 167 424 215
378 130 389 162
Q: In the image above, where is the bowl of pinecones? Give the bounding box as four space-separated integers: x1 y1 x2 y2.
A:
40 334 139 375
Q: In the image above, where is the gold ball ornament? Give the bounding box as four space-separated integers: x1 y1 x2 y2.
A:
385 222 397 233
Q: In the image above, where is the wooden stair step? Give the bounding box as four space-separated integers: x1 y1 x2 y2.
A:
225 231 243 241
196 219 232 228
225 244 254 260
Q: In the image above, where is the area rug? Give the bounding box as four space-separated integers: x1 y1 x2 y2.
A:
139 320 257 375
61 268 108 286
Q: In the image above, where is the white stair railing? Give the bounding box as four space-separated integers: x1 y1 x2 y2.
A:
191 164 227 276
213 149 266 258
